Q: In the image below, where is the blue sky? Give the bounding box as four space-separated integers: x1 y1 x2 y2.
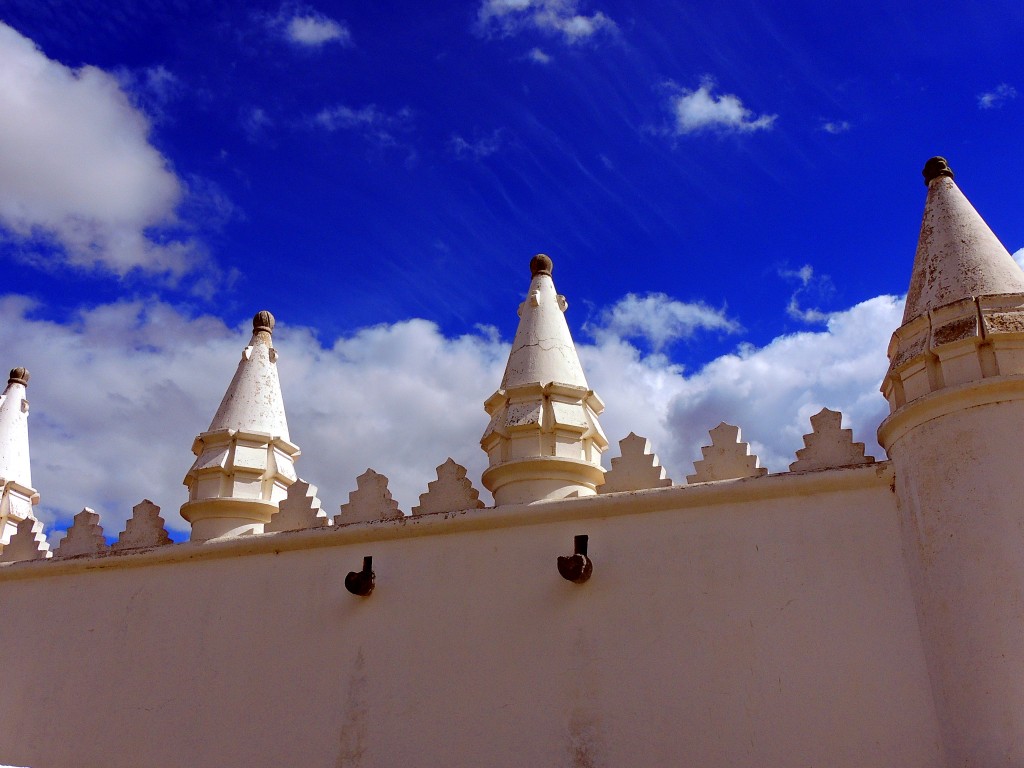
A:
1 0 1022 539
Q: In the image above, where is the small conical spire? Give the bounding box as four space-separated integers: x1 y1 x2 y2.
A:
903 157 1024 324
0 366 40 548
181 311 300 541
499 254 590 390
206 311 289 438
481 255 607 505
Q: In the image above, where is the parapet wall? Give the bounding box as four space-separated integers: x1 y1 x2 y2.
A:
0 462 943 768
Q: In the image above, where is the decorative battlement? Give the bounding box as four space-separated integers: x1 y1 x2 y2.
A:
0 404 884 566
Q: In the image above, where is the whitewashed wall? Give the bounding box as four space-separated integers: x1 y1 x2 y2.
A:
0 464 943 768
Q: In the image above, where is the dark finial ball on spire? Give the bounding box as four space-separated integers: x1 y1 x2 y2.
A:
252 310 275 335
530 253 553 277
923 157 954 186
8 367 29 386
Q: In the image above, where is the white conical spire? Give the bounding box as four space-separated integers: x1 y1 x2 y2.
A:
481 255 607 505
903 157 1024 324
499 255 591 391
181 311 300 541
0 367 40 547
881 158 1024 414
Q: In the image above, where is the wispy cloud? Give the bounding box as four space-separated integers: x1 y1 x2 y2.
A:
116 65 183 123
586 293 741 351
821 120 850 134
313 104 413 147
272 5 352 47
667 78 776 135
978 83 1017 109
449 129 507 159
0 22 205 278
242 107 272 142
477 0 617 45
781 264 832 324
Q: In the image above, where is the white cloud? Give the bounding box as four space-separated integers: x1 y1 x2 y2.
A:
660 294 902 476
527 47 552 64
0 23 201 276
477 0 617 44
0 297 507 538
285 12 352 46
978 83 1017 109
821 120 851 134
1013 248 1024 271
668 78 776 135
585 293 741 351
0 292 903 543
781 264 832 324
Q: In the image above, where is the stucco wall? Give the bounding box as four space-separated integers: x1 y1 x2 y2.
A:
0 463 942 768
883 386 1024 767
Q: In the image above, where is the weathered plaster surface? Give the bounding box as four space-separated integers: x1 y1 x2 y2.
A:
903 175 1024 325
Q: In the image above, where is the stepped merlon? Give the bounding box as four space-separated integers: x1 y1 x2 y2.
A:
481 255 608 505
0 367 40 547
181 311 300 541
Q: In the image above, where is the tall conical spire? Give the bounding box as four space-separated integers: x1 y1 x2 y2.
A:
877 159 1024 765
902 157 1024 324
0 367 40 547
881 159 1024 414
181 312 300 541
481 255 607 505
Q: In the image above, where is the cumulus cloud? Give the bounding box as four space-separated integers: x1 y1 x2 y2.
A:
660 295 902 476
585 293 741 351
0 23 201 277
477 0 617 44
0 297 507 538
978 83 1017 109
0 291 903 543
668 78 776 135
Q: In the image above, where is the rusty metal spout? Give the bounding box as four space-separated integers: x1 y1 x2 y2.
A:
557 534 593 584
